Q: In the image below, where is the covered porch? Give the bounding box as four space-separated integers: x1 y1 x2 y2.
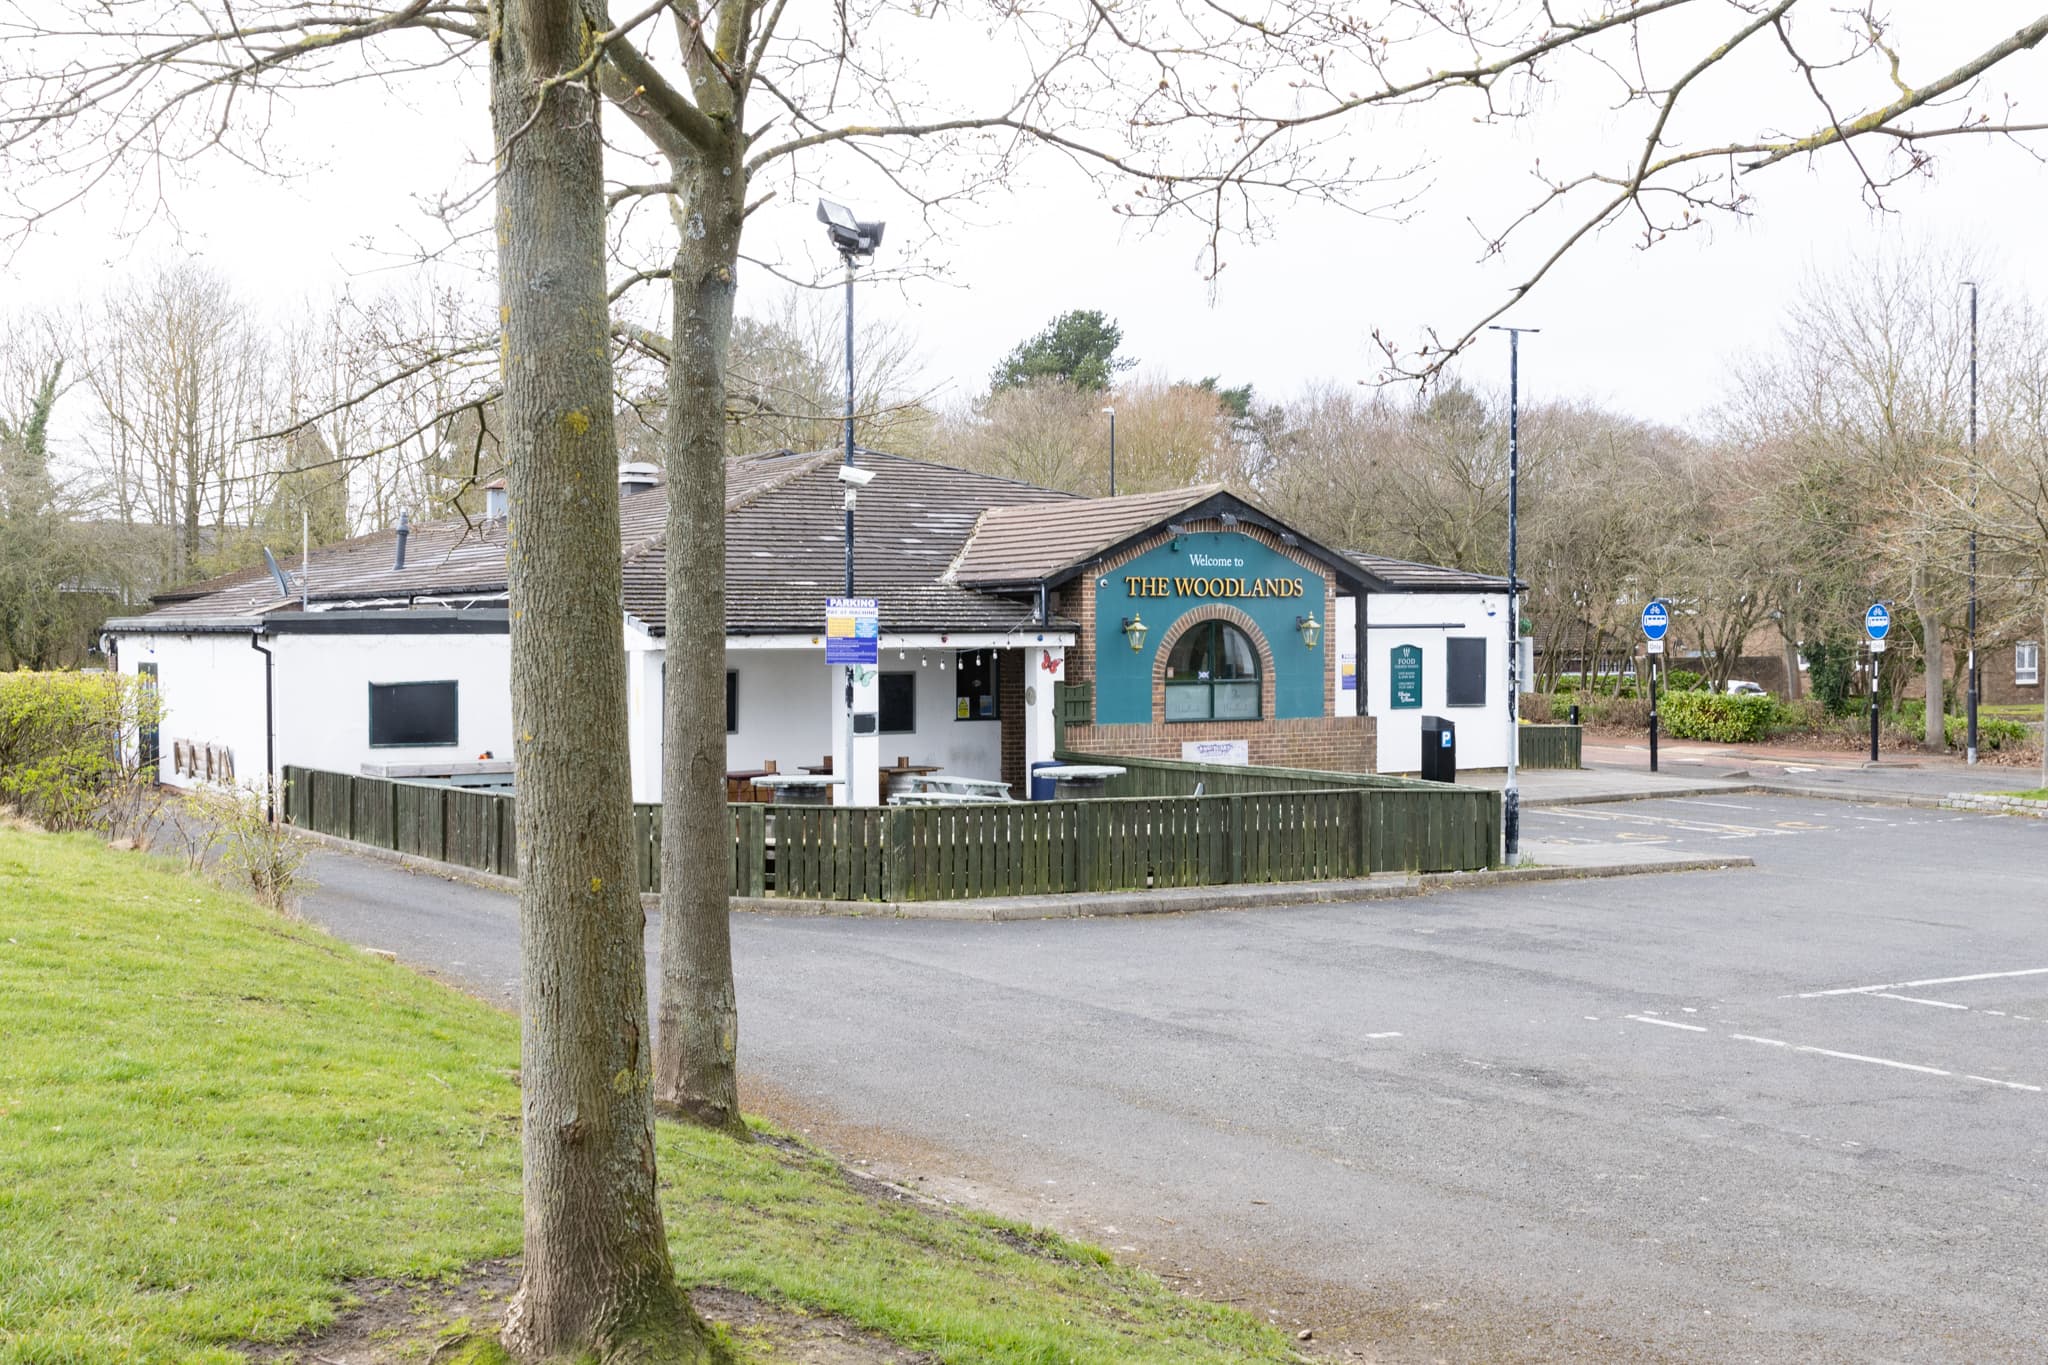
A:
628 630 1074 805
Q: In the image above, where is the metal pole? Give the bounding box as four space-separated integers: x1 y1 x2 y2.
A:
1489 324 1537 864
1967 282 1980 764
1109 410 1117 496
842 256 856 795
1870 649 1881 763
1649 649 1660 773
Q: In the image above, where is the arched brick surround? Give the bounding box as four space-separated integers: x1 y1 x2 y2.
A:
1148 604 1278 724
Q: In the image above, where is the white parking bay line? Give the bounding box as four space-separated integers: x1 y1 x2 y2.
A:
1623 1022 2043 1094
1793 1046 1951 1077
1871 993 1971 1010
1794 967 2048 999
1626 1015 1709 1032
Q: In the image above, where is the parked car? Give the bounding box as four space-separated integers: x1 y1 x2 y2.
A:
1721 679 1768 697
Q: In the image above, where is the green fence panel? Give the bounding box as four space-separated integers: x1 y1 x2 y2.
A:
1519 724 1583 770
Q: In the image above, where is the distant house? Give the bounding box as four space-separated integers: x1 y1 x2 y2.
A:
102 449 1522 797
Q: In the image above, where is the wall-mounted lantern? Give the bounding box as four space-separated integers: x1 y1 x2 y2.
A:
1122 615 1149 652
1297 613 1322 649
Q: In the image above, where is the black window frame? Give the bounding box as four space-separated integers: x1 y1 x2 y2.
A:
368 679 461 748
1445 637 1487 708
878 671 917 733
725 669 738 733
955 650 1000 722
1162 619 1262 724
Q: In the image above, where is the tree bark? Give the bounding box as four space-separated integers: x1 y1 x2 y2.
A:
654 151 748 1135
1778 627 1802 701
489 1 715 1357
1914 591 1944 750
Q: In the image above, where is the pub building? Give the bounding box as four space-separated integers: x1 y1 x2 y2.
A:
103 448 1520 803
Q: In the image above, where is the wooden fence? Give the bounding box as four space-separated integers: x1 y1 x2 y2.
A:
283 761 1498 904
1518 724 1582 770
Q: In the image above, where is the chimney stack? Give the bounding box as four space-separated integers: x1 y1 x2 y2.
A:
393 509 410 570
484 479 509 520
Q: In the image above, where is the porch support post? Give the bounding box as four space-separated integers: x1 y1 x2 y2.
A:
1024 646 1065 777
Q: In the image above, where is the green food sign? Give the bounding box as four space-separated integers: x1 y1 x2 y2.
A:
1390 644 1423 710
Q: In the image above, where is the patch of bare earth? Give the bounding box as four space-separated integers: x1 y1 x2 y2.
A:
245 1260 933 1365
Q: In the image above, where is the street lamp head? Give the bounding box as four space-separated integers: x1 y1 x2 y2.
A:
817 199 884 259
1101 406 1115 416
836 463 875 488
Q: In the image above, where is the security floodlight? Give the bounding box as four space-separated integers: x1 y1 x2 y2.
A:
836 464 876 488
817 199 885 258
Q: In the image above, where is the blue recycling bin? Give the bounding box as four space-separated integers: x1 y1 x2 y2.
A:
1029 760 1060 801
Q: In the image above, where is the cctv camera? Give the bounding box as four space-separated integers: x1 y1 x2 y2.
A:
837 464 876 488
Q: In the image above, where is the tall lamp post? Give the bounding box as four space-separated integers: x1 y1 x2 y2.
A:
819 199 885 801
1489 324 1538 865
1966 281 1981 765
1102 406 1117 495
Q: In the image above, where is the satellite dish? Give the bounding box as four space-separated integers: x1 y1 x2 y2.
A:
262 547 294 599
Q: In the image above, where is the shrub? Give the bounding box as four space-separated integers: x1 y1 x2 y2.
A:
1805 637 1858 714
1663 669 1704 692
1658 690 1777 743
0 671 159 830
1948 714 2030 751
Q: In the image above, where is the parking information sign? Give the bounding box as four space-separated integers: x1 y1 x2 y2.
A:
825 596 879 665
1865 602 1891 641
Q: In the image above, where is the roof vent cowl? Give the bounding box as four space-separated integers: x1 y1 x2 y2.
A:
619 461 659 497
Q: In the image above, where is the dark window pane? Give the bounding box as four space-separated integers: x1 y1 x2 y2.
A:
369 681 459 746
1446 637 1487 707
1217 624 1258 678
878 672 915 733
726 670 737 733
955 650 999 720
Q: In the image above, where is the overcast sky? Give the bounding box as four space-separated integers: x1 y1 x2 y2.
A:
7 0 2045 430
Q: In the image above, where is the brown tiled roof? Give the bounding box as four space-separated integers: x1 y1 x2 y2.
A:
1342 550 1514 592
118 450 1080 637
948 484 1225 588
624 449 1077 635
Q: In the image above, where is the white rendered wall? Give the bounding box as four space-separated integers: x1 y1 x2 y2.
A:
115 632 270 790
272 632 512 777
115 627 513 788
1355 591 1515 774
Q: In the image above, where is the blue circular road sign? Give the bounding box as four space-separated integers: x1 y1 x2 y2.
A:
1865 603 1891 640
1641 601 1670 641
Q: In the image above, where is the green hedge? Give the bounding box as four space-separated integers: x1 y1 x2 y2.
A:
0 671 156 830
1657 690 1777 743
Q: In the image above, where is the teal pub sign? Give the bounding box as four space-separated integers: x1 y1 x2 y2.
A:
1389 644 1424 710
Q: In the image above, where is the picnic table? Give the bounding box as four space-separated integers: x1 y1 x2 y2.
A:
905 773 1015 806
887 789 1008 806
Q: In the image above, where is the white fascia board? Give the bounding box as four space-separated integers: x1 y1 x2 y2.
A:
710 630 1077 652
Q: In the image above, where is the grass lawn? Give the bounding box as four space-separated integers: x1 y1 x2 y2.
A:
1998 788 2048 801
0 829 1297 1365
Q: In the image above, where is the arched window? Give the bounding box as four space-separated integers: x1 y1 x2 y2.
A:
1164 620 1261 722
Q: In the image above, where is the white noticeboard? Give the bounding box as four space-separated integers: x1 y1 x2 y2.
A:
1182 739 1249 766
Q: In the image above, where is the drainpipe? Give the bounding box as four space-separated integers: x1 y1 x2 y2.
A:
250 629 276 822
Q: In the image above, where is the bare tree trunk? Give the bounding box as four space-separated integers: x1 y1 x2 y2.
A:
1778 628 1802 701
490 1 715 1357
1914 590 1944 750
655 157 747 1136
